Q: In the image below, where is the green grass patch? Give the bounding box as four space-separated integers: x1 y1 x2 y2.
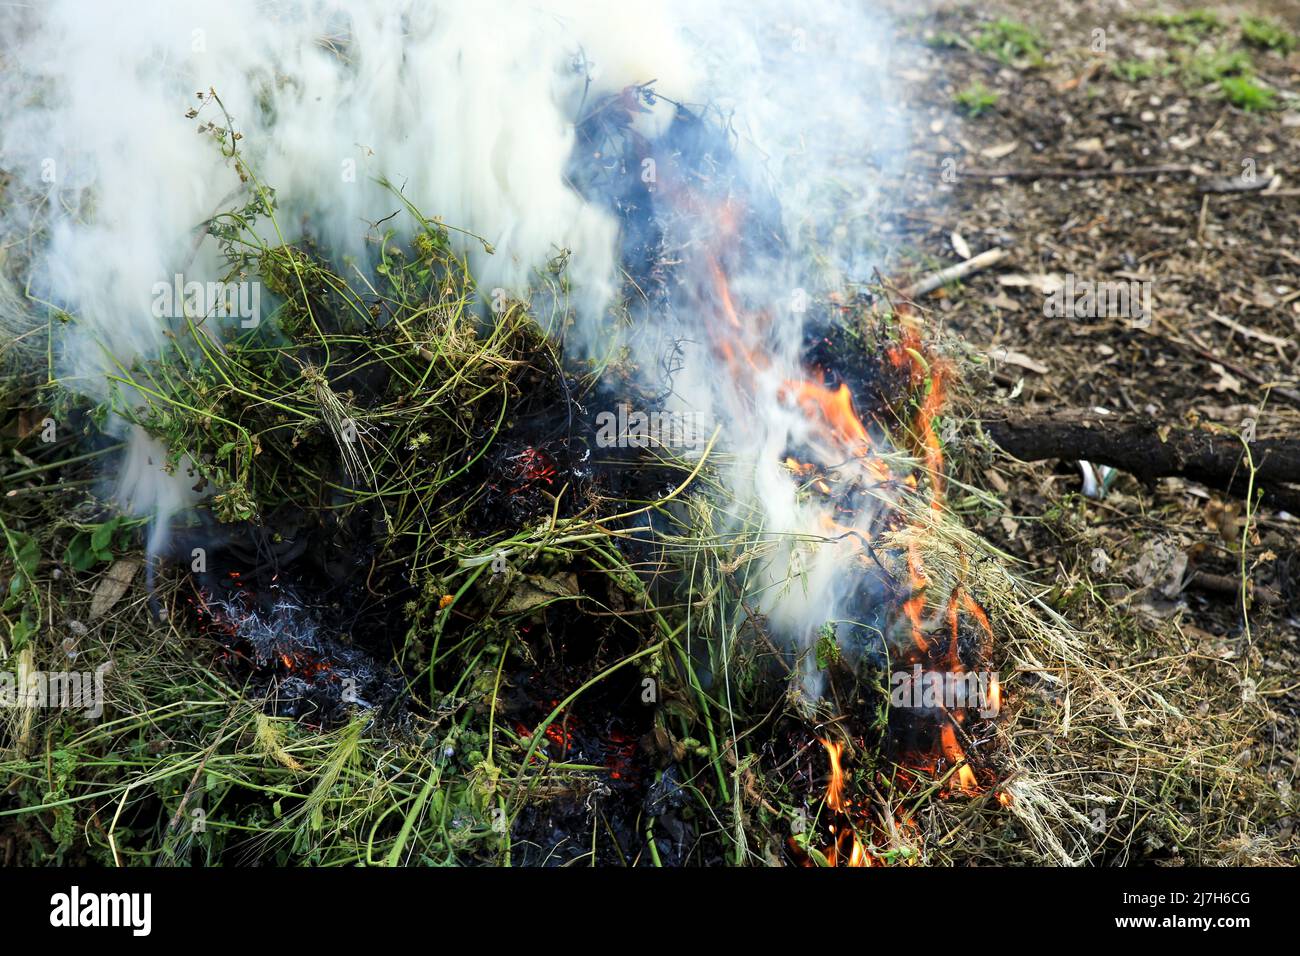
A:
1182 47 1253 85
972 18 1046 67
1138 9 1224 44
1219 74 1278 111
954 80 999 116
1240 15 1297 54
1109 58 1159 82
1173 45 1276 110
924 29 968 51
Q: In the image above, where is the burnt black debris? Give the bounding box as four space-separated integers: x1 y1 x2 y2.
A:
184 518 407 729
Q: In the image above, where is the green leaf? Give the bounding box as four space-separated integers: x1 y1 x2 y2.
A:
90 518 119 554
10 608 35 650
5 531 40 604
64 529 115 571
65 534 97 572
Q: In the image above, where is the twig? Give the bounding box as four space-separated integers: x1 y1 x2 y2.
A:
1152 323 1300 409
960 164 1193 182
1185 569 1280 606
1196 175 1278 195
901 248 1008 298
1234 188 1300 198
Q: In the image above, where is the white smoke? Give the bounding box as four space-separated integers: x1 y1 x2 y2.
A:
0 0 692 541
0 0 907 685
607 2 909 693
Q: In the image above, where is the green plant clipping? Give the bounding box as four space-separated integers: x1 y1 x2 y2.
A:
2 527 39 605
815 623 841 670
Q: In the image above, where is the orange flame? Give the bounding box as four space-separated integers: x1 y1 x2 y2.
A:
941 725 980 793
683 192 1003 864
824 738 848 812
820 739 873 867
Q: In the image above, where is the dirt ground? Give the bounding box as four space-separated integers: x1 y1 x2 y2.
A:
889 0 1298 860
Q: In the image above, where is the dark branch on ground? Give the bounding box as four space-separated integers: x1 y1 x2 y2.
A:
982 410 1300 512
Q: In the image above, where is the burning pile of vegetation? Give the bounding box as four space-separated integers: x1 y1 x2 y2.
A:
0 119 1096 866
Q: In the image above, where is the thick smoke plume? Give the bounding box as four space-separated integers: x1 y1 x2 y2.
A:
0 0 906 687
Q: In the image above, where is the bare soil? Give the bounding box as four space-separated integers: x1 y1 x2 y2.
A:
890 0 1299 861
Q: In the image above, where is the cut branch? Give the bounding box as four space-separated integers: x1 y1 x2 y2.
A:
982 410 1300 512
901 248 1008 298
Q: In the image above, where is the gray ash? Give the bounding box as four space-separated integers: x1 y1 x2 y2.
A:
193 572 405 728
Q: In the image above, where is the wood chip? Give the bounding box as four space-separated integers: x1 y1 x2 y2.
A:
998 273 1063 295
89 557 142 620
979 140 1018 161
1207 362 1242 395
988 346 1049 374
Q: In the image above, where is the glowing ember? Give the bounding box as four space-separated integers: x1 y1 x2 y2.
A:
507 446 557 491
